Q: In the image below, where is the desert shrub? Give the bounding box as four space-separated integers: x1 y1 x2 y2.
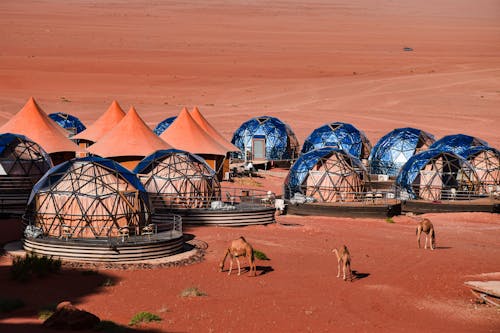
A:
129 312 161 326
385 217 395 224
253 249 270 260
10 252 61 281
102 277 115 287
0 298 25 313
180 286 207 297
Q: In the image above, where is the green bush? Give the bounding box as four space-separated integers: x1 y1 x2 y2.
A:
11 252 61 281
253 249 270 260
0 298 25 313
38 303 57 321
129 312 161 326
385 217 395 224
180 286 207 297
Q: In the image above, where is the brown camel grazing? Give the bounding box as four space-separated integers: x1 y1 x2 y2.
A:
416 218 436 250
332 245 352 281
219 236 256 276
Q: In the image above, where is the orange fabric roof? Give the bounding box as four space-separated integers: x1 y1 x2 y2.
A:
160 107 229 156
72 100 126 143
0 97 82 154
87 106 171 158
190 106 239 152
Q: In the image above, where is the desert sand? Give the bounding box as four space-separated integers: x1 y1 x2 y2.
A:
0 0 499 332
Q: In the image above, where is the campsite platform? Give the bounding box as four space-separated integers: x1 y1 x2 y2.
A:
286 200 401 218
465 281 500 307
19 230 184 263
156 205 276 227
402 198 499 214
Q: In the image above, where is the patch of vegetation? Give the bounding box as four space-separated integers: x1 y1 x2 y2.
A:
11 252 61 281
94 320 129 332
102 277 115 287
60 96 71 102
0 298 25 313
385 217 395 224
253 249 270 260
38 303 57 321
180 286 207 297
128 312 161 326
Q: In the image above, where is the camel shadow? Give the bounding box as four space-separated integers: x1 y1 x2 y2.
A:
435 246 452 250
256 265 274 276
351 270 370 281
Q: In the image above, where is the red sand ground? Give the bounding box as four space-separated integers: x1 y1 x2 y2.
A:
1 0 500 332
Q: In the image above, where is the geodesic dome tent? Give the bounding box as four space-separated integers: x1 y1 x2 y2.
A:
231 116 300 161
284 147 371 202
369 127 435 176
301 122 372 160
0 133 53 214
461 146 500 195
27 157 150 239
48 112 86 136
429 134 488 157
153 116 177 135
396 149 481 201
134 149 221 209
0 133 52 179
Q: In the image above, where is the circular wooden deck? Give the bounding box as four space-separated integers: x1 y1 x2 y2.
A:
23 230 184 263
154 205 276 227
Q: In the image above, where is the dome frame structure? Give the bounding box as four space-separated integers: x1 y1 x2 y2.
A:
369 127 435 176
134 149 221 209
396 149 482 201
48 112 86 136
461 146 500 195
429 134 488 157
231 116 300 162
301 122 372 159
284 147 371 203
26 157 150 239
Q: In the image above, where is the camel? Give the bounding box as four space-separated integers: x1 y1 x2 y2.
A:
416 218 436 250
219 236 256 276
332 245 352 281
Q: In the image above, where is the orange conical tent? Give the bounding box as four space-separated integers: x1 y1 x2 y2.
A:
160 107 229 156
87 106 172 159
0 97 80 154
190 106 239 152
72 100 126 144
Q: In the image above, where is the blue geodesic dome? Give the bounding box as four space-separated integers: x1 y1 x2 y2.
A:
231 116 300 161
48 112 86 136
0 133 52 178
395 149 481 200
284 147 370 201
153 116 177 135
461 146 500 192
301 122 371 159
369 128 435 176
429 134 488 157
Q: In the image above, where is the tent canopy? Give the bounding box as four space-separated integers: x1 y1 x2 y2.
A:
190 107 239 152
0 97 81 154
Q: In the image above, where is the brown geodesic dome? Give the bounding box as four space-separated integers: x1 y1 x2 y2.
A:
285 147 371 202
462 147 500 195
396 149 482 201
27 157 150 239
134 149 221 209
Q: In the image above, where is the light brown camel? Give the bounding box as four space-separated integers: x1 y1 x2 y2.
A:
332 245 352 281
219 236 257 276
416 218 436 250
